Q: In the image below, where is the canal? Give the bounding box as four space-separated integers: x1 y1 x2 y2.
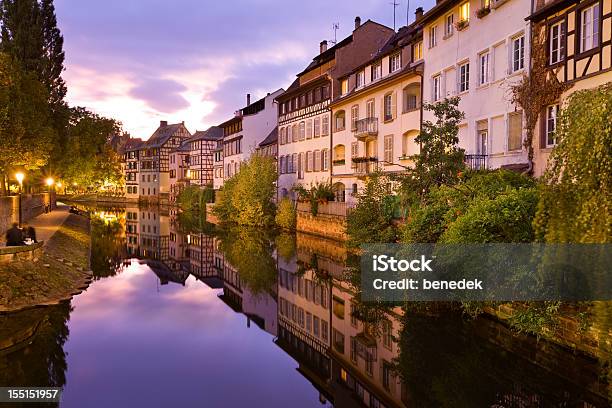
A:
0 204 610 407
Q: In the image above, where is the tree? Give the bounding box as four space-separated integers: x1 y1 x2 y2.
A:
401 96 465 204
0 53 53 193
213 155 278 227
0 0 66 106
534 83 612 243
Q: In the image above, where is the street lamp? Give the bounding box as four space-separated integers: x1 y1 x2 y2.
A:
46 177 54 189
15 172 24 227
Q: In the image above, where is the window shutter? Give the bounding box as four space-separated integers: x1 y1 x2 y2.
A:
539 107 547 148
560 22 566 60
391 92 397 119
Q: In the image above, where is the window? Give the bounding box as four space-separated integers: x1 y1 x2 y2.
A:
412 41 423 61
549 21 565 64
333 329 345 353
313 316 320 338
580 4 600 52
321 320 329 342
351 142 359 168
279 157 285 174
341 79 349 95
322 149 329 170
350 337 358 363
351 105 359 130
305 151 311 172
382 320 393 349
306 119 313 139
314 117 320 137
546 104 559 147
299 121 305 140
382 362 393 390
508 111 523 151
322 115 329 136
384 93 394 121
366 99 375 118
479 52 490 85
335 111 346 131
445 14 454 37
389 52 401 73
429 25 438 48
279 127 285 145
403 84 419 112
384 135 394 164
371 61 382 81
433 75 442 101
356 70 365 88
459 2 470 22
459 61 470 92
314 150 321 171
292 153 297 173
511 35 525 72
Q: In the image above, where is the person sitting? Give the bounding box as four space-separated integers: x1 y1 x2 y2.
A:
5 223 24 246
24 224 37 243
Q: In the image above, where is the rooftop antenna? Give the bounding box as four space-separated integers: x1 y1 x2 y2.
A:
390 0 400 30
331 23 340 45
406 0 410 25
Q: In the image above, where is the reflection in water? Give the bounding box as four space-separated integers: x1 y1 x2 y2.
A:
0 204 609 407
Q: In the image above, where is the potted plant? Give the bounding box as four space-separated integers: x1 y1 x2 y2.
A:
455 19 469 30
476 6 490 18
332 159 345 166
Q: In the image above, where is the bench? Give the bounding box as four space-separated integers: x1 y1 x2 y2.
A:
0 241 45 263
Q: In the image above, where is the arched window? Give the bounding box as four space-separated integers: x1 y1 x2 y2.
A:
333 182 346 202
403 83 421 112
335 110 346 131
402 130 419 158
333 144 346 164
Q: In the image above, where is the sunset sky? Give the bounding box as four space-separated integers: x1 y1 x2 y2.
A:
55 0 434 139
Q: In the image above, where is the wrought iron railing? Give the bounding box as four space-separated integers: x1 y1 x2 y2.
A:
464 154 488 170
353 117 378 138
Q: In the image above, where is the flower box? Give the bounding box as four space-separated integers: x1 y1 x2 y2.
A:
476 6 491 18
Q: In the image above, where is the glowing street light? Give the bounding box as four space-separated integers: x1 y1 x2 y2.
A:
56 182 63 188
46 177 54 187
15 172 24 227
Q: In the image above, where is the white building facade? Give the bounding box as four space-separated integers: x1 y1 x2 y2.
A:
420 0 531 171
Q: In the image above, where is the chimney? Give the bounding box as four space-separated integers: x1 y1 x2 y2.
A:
160 120 168 127
354 16 361 30
320 40 328 54
246 93 251 106
415 7 424 22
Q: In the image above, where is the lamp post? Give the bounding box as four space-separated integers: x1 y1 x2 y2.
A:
15 172 24 227
46 177 54 212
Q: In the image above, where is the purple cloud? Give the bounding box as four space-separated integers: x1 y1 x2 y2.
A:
130 78 189 113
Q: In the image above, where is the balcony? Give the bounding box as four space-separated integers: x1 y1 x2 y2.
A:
353 117 378 141
352 157 378 176
465 154 488 170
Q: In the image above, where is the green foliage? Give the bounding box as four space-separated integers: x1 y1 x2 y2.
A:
275 232 296 262
275 198 296 230
346 171 399 248
403 170 537 243
177 185 213 213
293 180 334 216
534 83 612 243
213 155 277 227
440 188 538 243
507 302 561 337
400 96 465 205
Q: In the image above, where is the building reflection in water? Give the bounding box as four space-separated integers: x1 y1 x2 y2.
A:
23 203 605 408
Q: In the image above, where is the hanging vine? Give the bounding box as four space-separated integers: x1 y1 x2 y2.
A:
510 22 572 173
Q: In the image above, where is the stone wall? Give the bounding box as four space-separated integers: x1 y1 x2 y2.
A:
0 193 56 236
296 211 347 242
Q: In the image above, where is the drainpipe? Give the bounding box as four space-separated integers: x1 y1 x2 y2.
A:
523 3 534 176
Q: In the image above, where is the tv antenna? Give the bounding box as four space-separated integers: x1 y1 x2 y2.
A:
331 23 340 45
406 0 411 25
390 0 400 30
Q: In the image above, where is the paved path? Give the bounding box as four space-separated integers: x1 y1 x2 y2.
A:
1 205 70 245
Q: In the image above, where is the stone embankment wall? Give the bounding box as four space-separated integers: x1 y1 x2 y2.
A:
296 202 350 242
0 193 56 236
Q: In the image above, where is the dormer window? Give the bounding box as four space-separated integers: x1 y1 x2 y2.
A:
341 79 349 95
371 61 382 81
356 70 365 88
389 52 401 73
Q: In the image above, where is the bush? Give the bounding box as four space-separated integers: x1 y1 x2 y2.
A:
275 198 296 230
439 187 538 243
293 181 335 216
177 185 214 213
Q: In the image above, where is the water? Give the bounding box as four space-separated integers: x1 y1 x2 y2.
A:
1 204 610 407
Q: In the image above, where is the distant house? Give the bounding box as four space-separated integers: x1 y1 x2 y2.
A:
138 121 191 203
189 126 223 187
123 137 144 202
256 127 278 159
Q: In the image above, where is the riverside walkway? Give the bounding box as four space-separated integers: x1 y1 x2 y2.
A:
1 204 70 245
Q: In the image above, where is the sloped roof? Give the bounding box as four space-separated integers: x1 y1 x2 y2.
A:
124 137 144 152
259 127 278 147
145 123 186 148
192 126 224 141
